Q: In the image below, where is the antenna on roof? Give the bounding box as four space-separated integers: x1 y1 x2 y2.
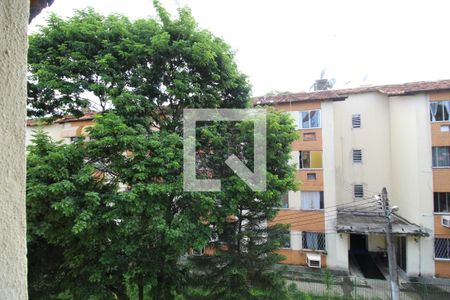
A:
310 68 335 91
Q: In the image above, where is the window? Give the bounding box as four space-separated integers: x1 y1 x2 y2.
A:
301 191 324 210
299 110 321 129
352 149 362 163
435 238 450 259
352 114 361 128
434 192 450 213
302 232 325 250
70 136 82 143
432 147 450 167
354 185 364 198
303 132 316 141
282 230 291 248
430 100 450 122
307 173 317 180
280 193 289 208
299 151 323 169
192 247 205 256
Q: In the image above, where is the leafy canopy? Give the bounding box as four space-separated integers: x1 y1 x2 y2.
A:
27 1 297 300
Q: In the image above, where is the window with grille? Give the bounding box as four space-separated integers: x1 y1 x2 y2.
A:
430 100 450 122
354 185 364 198
302 232 325 250
434 192 450 212
352 114 361 128
299 110 321 129
435 238 450 259
352 149 362 163
432 146 450 167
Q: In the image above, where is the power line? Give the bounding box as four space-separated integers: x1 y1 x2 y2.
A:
276 196 378 219
274 199 380 223
273 208 382 230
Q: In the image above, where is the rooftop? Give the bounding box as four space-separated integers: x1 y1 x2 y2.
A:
27 111 96 126
253 79 450 105
336 210 429 237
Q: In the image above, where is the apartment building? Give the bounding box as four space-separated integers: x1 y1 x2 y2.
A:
255 80 450 279
26 80 450 279
26 112 95 145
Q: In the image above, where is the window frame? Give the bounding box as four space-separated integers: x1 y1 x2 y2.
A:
299 150 323 170
354 184 364 199
352 149 363 164
282 230 291 249
300 191 324 210
302 231 326 251
441 125 450 132
434 192 450 213
279 193 289 209
432 146 450 168
352 114 361 128
430 100 450 123
303 132 317 141
307 173 317 180
299 110 321 129
434 238 450 260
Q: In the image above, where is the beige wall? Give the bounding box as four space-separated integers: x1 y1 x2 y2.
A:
322 100 349 271
330 92 435 276
0 0 29 298
389 94 434 276
333 92 393 204
26 123 65 145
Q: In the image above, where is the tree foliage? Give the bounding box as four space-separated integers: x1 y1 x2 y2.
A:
187 110 297 300
27 2 297 300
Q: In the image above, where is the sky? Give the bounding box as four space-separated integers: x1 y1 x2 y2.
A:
29 0 450 97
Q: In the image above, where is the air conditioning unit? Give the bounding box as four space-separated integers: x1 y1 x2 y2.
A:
306 253 321 268
442 216 450 228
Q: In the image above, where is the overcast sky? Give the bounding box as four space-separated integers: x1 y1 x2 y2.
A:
29 0 450 96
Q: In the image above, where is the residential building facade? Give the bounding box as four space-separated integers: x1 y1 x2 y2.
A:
27 80 450 279
26 112 96 145
255 80 450 279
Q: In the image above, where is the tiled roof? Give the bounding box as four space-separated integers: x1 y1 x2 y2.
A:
27 111 96 126
253 79 450 105
53 111 96 124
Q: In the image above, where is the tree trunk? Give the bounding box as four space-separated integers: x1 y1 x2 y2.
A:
138 283 144 300
107 285 129 300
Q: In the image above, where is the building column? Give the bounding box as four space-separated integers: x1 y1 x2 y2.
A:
0 0 29 298
322 100 349 272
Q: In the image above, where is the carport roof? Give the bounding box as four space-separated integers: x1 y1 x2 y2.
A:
336 211 429 237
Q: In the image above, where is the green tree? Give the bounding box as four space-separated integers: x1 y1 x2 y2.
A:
27 2 249 299
27 2 296 300
187 109 298 300
27 130 126 299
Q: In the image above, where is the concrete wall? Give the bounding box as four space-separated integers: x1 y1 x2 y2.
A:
26 123 65 145
331 92 434 277
0 0 29 298
322 100 349 271
389 94 434 276
333 92 393 204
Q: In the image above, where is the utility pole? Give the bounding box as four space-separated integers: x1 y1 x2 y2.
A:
380 187 400 300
